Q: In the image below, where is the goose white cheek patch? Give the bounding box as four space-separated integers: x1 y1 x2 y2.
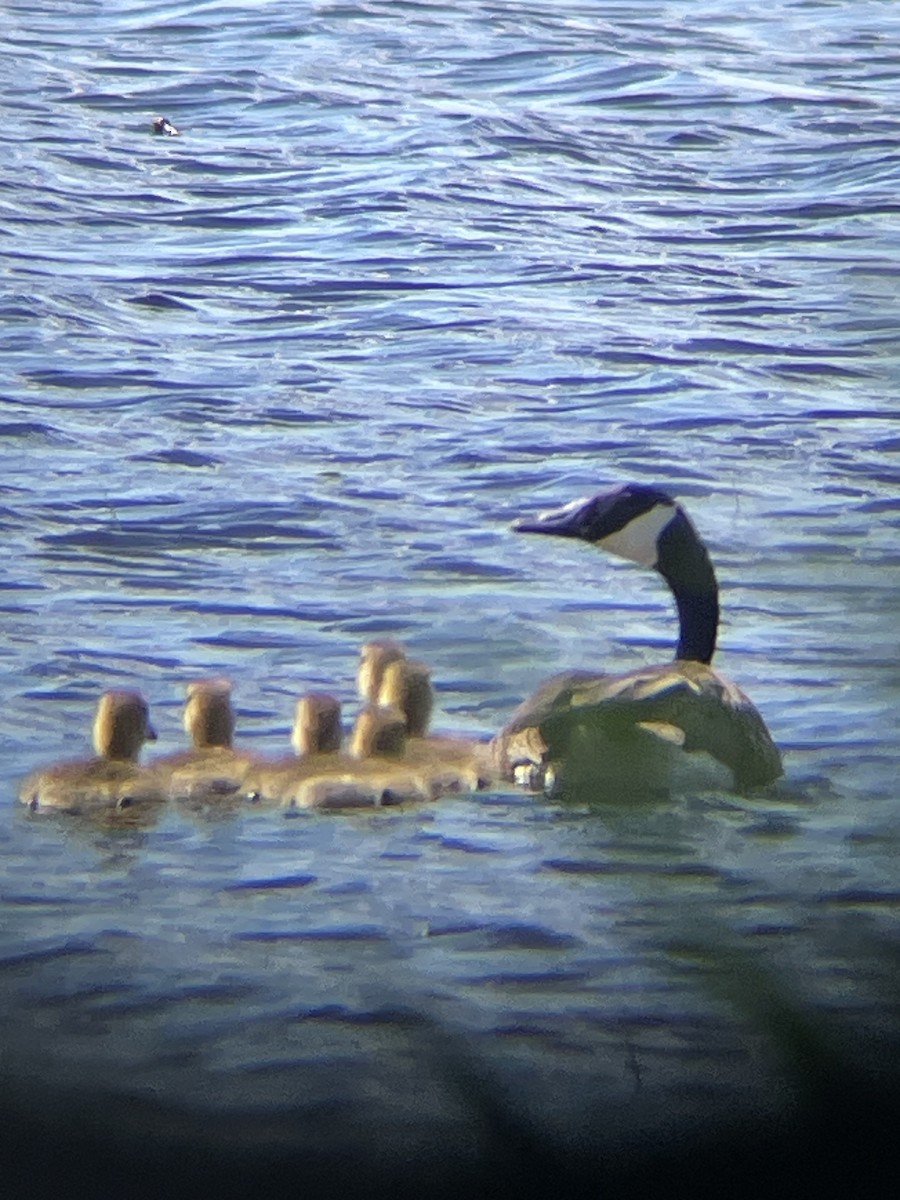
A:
597 503 676 567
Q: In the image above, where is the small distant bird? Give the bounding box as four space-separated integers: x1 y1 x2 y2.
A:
151 115 180 137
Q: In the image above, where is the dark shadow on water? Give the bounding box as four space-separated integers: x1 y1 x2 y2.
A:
3 941 900 1200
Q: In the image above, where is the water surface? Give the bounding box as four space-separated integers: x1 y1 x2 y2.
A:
2 0 899 1190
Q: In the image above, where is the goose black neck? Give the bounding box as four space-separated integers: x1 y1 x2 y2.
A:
656 509 719 664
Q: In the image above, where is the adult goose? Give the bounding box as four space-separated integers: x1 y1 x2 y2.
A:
491 483 782 798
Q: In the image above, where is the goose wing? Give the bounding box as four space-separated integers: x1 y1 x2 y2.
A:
539 661 782 788
494 662 781 790
492 670 608 783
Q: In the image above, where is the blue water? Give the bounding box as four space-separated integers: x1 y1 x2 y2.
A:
2 0 899 1185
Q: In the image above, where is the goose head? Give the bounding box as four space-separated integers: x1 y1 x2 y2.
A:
514 483 720 664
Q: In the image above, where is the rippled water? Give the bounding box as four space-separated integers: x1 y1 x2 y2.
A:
2 1 899 1192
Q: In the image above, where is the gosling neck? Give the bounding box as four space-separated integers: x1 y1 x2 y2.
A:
656 509 719 664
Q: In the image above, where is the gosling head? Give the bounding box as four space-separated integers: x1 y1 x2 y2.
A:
348 705 407 761
377 658 434 738
183 678 236 749
356 638 407 702
92 690 157 762
292 692 343 756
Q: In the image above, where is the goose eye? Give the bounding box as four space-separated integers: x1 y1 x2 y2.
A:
117 795 134 810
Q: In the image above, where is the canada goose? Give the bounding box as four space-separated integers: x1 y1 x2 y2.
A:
18 689 164 813
377 658 493 794
152 678 258 802
491 483 783 797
